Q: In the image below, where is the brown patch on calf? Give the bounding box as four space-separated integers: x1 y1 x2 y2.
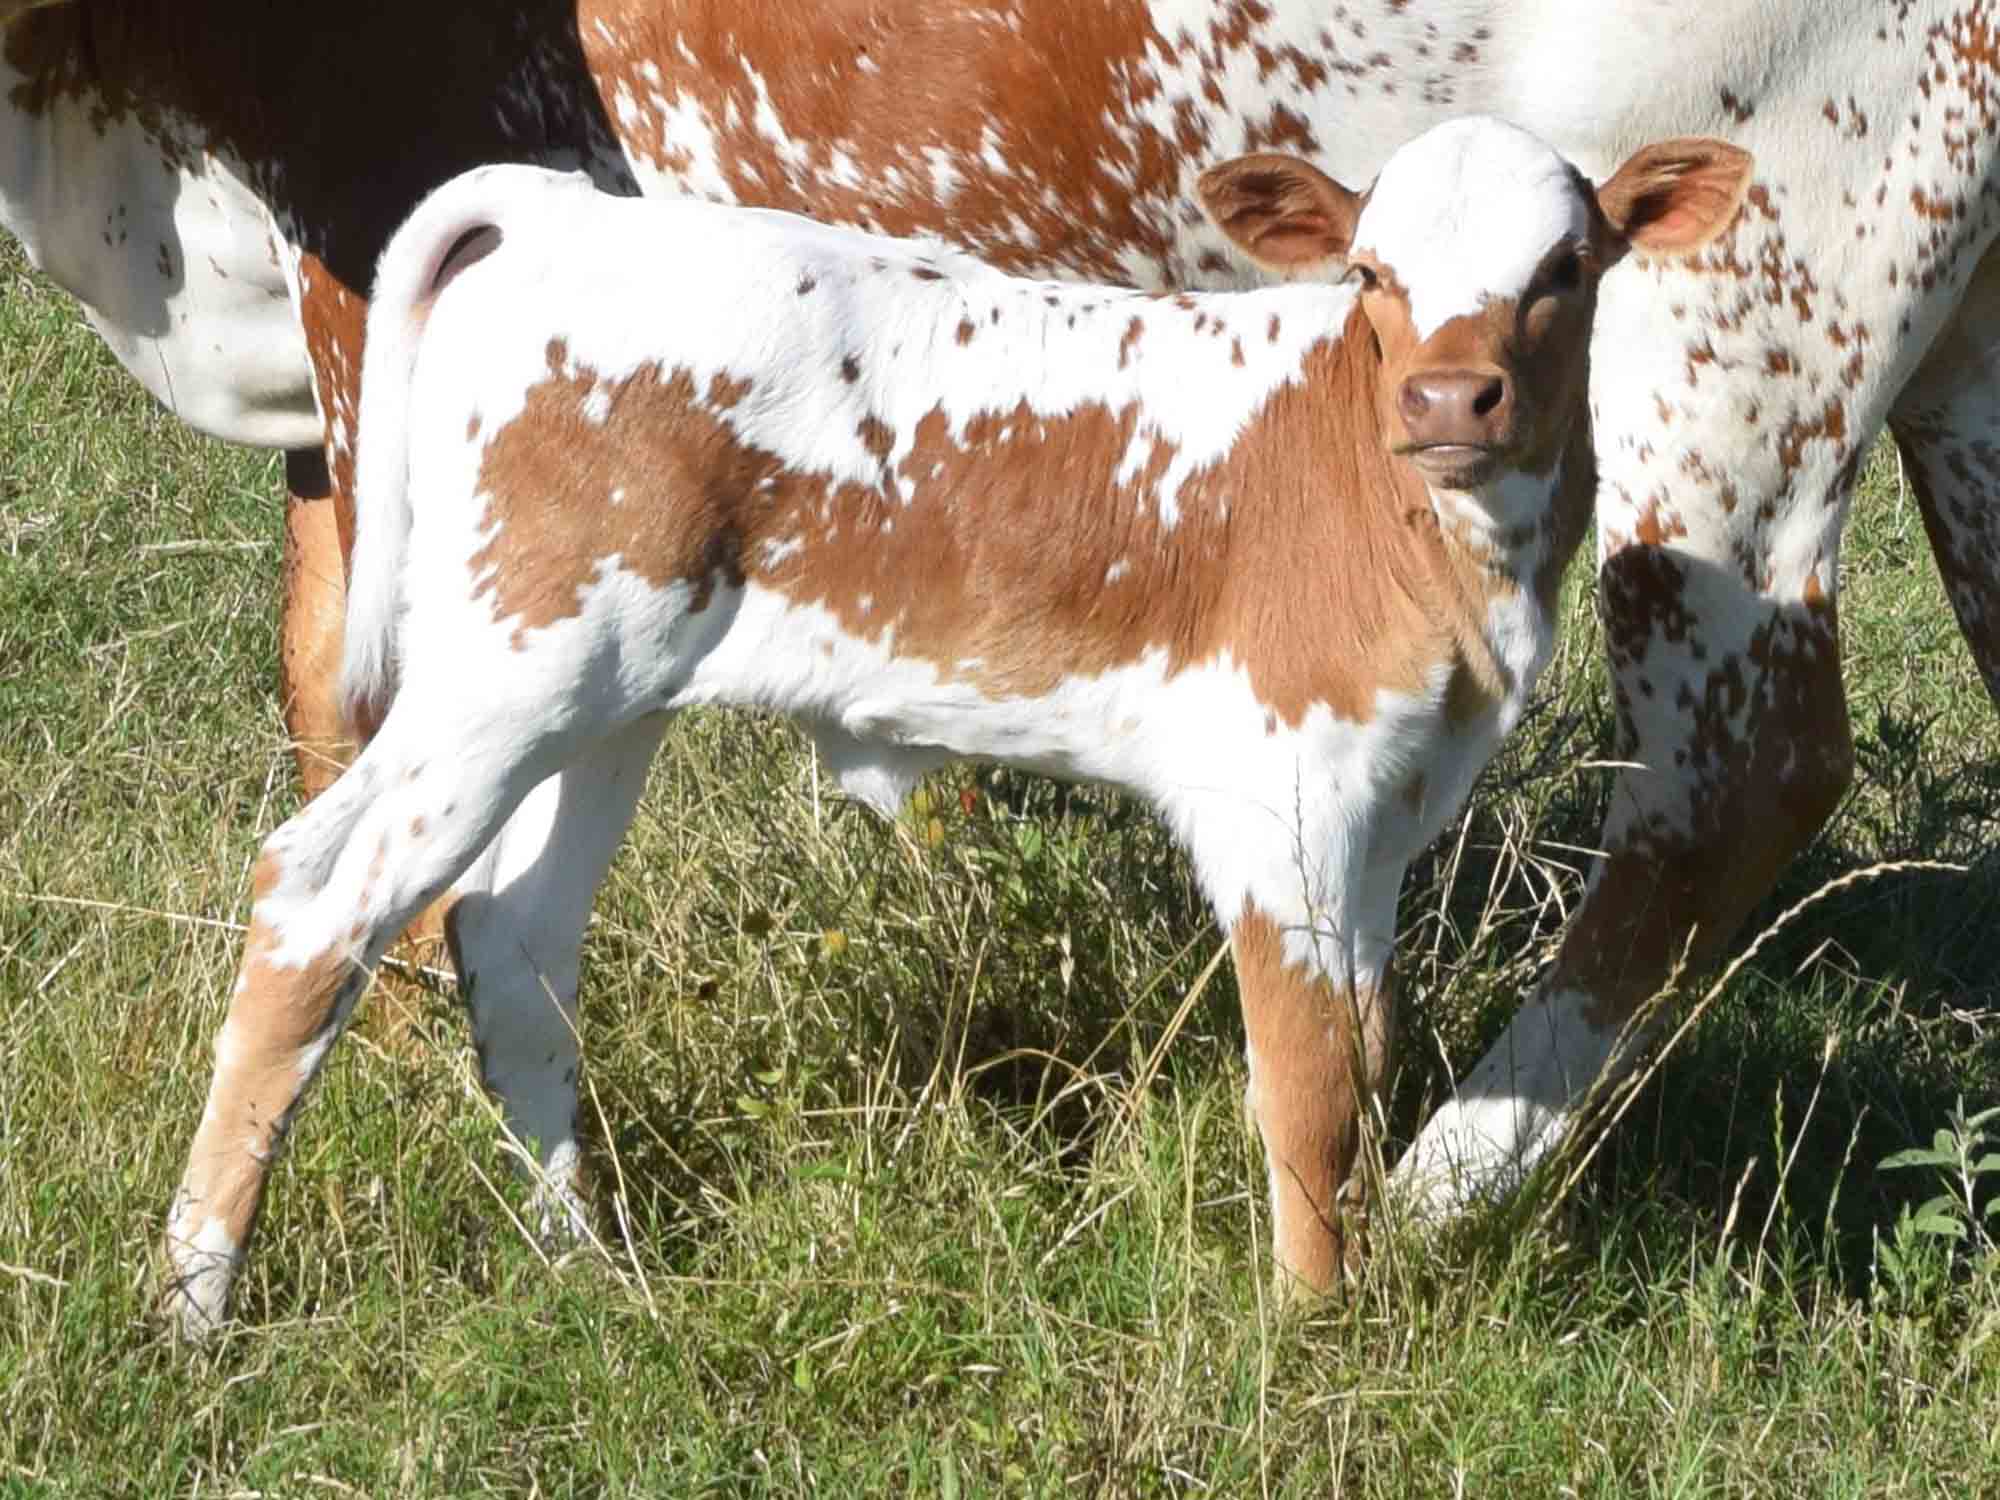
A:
470 303 1550 730
467 340 765 640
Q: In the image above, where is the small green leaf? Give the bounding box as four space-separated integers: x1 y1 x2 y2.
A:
1881 1148 1949 1172
736 1094 768 1118
1880 1152 1944 1176
1909 1195 1968 1240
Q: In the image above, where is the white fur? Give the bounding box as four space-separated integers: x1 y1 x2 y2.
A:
1355 118 1591 340
0 52 316 447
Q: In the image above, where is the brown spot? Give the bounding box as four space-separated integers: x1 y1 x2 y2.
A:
839 354 862 383
1775 395 1850 473
1117 315 1145 370
857 414 895 462
955 318 977 346
1634 500 1690 547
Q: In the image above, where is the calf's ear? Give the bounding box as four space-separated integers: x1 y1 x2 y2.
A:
1197 154 1364 274
1596 138 1753 257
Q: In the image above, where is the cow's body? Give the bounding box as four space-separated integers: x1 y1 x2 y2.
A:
160 125 1748 1331
5 3 1998 1249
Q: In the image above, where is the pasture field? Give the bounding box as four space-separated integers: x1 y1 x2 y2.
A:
2 234 1997 1496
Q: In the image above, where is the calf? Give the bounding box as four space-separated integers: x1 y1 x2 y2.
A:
164 116 1748 1333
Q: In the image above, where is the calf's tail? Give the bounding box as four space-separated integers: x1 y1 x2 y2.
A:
339 165 555 736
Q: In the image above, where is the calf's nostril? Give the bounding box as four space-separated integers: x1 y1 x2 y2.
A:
1471 378 1506 418
1399 380 1432 422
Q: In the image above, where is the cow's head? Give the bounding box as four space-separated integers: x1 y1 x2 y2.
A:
1198 117 1751 495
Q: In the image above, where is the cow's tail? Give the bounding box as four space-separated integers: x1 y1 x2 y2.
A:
340 165 559 737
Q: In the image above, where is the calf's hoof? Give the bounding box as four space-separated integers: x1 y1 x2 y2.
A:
159 1236 239 1343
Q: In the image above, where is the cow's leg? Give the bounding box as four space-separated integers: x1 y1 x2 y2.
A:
1222 860 1399 1294
1887 253 2000 707
1396 505 1855 1214
278 451 351 800
442 714 666 1241
281 273 459 958
163 699 584 1336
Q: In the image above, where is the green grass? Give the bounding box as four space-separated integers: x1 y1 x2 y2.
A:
2 234 1996 1495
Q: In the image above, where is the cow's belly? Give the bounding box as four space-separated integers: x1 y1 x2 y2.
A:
1 87 317 449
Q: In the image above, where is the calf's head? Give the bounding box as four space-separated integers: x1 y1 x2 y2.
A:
1199 118 1750 495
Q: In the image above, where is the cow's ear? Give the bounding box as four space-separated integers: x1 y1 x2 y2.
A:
1596 138 1753 257
1197 154 1363 273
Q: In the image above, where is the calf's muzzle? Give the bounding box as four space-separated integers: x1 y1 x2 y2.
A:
1396 368 1516 487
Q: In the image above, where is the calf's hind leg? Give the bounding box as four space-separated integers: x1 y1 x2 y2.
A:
443 715 667 1240
163 700 580 1336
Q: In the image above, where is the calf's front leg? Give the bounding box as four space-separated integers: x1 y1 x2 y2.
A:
1226 873 1398 1293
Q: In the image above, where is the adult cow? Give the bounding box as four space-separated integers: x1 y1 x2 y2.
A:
5 2 1996 1281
